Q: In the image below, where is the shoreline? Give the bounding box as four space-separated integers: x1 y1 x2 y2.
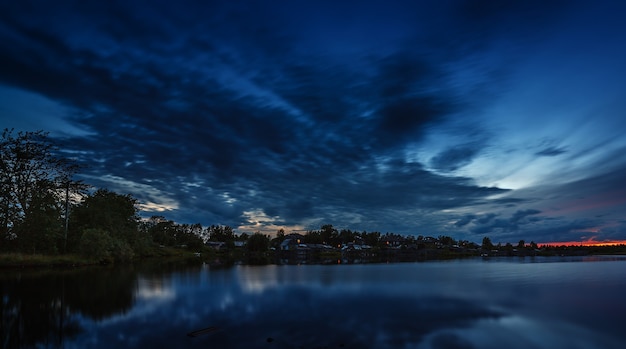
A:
3 249 626 269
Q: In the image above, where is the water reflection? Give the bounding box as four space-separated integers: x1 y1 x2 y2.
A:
1 257 625 348
1 267 136 348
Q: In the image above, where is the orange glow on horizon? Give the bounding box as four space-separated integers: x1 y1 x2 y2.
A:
539 239 626 247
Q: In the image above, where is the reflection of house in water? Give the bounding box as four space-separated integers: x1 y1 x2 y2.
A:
279 233 336 263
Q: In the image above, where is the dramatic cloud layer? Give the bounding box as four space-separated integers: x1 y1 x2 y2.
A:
1 0 625 243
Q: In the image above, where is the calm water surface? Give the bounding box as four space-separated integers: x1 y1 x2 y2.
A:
2 256 626 349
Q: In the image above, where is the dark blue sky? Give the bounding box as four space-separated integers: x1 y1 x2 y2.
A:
2 0 626 244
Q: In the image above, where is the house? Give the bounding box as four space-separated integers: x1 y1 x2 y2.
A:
280 233 305 251
341 243 373 258
206 241 226 250
381 234 404 248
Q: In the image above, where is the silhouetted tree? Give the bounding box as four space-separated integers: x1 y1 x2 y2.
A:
482 237 494 250
503 242 514 253
339 229 355 245
208 225 235 242
247 232 270 252
304 230 322 244
320 224 339 245
69 189 145 258
361 231 381 247
439 235 456 246
15 181 63 254
149 219 178 247
178 224 204 250
270 228 286 249
0 129 83 253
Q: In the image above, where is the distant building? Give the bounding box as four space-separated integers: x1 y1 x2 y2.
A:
381 234 404 247
206 241 226 250
280 233 305 251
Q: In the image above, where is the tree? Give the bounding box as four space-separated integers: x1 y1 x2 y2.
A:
276 228 285 240
180 231 204 251
79 228 115 262
208 225 235 242
320 224 338 245
178 223 204 250
146 219 203 250
0 129 82 253
247 232 270 252
339 229 355 245
69 189 145 255
439 235 457 246
304 230 322 244
16 184 63 254
270 228 286 249
482 237 494 250
148 219 178 247
361 231 381 247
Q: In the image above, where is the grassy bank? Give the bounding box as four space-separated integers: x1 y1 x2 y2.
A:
0 246 216 269
0 253 98 268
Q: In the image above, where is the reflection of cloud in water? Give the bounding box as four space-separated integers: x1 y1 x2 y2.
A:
136 278 176 301
93 278 176 328
190 288 504 349
235 265 399 294
237 266 279 293
58 261 626 349
218 293 234 310
184 278 623 349
236 265 324 293
419 315 622 349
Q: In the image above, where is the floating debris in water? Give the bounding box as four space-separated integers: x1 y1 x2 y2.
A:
187 326 220 337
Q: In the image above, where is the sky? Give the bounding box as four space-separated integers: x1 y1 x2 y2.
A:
1 0 626 244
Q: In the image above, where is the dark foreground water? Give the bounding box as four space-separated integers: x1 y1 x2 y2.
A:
2 256 626 349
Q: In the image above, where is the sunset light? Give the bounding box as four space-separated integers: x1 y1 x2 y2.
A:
540 240 626 247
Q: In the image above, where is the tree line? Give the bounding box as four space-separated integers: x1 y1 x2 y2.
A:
3 129 623 263
0 128 273 261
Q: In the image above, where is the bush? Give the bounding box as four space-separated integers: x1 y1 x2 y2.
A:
247 233 269 252
79 228 114 262
111 239 134 262
78 228 135 263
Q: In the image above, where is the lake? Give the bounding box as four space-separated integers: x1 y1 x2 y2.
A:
2 256 626 349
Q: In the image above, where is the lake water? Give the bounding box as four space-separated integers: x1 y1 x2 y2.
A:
2 256 626 349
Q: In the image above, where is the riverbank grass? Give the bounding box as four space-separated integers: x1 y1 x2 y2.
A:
0 253 95 268
0 246 216 268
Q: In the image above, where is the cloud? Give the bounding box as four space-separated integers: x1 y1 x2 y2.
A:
3 6 504 234
511 209 542 223
468 210 542 237
430 143 483 172
519 219 604 244
1 0 624 243
535 146 568 156
455 215 476 227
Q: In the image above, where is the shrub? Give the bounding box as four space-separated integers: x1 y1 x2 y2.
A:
79 228 114 262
